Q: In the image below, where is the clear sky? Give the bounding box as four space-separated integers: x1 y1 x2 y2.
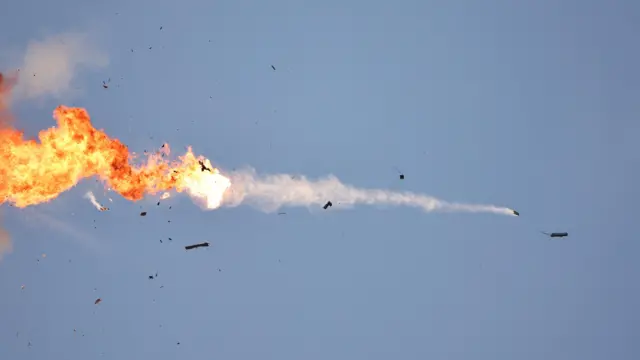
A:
1 0 638 359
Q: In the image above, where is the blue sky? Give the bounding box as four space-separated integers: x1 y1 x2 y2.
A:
1 0 638 359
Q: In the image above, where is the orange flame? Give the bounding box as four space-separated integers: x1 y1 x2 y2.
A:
0 74 228 208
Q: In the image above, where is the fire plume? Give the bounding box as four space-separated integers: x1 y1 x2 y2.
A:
0 104 231 208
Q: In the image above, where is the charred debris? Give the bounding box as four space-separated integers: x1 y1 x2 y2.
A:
185 242 209 250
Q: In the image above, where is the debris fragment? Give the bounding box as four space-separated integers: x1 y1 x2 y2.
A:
271 65 276 70
323 201 332 209
94 298 102 305
199 160 212 172
541 232 569 238
140 211 147 216
21 285 25 290
512 210 520 216
185 242 209 250
102 78 110 89
278 212 287 215
392 167 405 180
149 275 154 279
85 191 108 211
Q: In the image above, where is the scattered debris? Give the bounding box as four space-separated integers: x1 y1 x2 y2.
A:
94 298 102 305
149 275 154 280
271 65 276 70
160 26 163 30
140 212 147 216
102 78 110 89
399 174 405 180
185 242 209 250
512 210 520 216
157 202 160 206
323 201 332 209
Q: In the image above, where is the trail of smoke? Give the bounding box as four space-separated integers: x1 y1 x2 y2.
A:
84 191 108 211
21 207 105 254
0 215 12 261
217 168 515 216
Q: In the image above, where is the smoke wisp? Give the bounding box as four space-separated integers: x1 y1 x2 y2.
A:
10 32 108 101
0 217 12 261
84 191 106 211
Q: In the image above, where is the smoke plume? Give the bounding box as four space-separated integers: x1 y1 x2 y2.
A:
217 168 514 216
10 32 108 101
0 217 11 260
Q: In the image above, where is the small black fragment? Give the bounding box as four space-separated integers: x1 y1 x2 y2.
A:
185 242 209 250
323 201 332 209
140 212 147 216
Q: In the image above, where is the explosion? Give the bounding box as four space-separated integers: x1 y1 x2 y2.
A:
0 72 515 218
0 78 231 208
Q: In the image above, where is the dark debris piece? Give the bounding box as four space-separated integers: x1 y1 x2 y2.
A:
140 212 147 216
399 174 405 179
199 160 212 172
185 242 209 250
323 201 332 209
149 275 154 280
271 65 276 70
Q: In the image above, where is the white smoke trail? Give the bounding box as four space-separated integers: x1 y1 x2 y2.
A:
84 191 108 211
187 167 515 216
